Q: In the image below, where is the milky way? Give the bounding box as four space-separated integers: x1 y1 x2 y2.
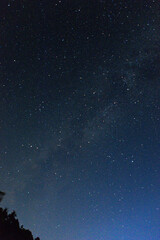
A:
0 1 160 240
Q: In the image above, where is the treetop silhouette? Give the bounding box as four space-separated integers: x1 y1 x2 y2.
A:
0 191 40 240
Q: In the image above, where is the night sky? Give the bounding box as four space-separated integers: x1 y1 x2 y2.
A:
0 0 160 240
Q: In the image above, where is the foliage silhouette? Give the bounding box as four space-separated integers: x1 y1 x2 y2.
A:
0 191 40 240
0 191 5 202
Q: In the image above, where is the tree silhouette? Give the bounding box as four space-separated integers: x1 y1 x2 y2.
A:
0 191 5 202
0 191 40 240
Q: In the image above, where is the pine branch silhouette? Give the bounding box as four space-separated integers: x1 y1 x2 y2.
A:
0 191 40 240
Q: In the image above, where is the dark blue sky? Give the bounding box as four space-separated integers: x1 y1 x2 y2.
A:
0 1 160 240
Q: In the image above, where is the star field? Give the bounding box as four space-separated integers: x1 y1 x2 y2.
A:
0 1 160 240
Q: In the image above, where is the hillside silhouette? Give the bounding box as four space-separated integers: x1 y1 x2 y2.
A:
0 191 40 240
